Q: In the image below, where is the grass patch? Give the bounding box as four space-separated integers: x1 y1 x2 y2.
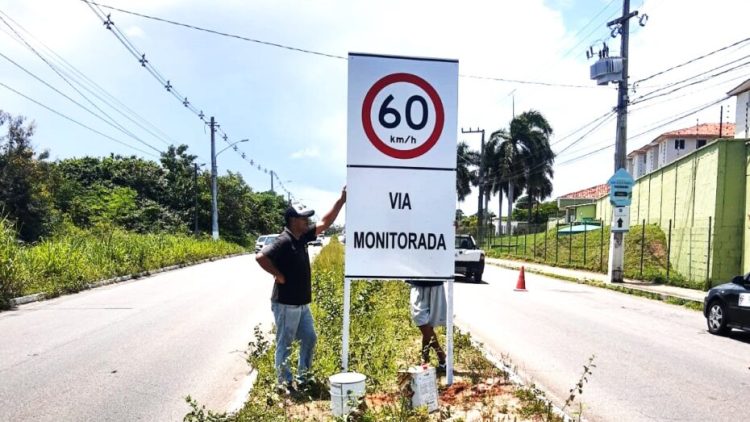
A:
0 220 244 309
484 223 697 288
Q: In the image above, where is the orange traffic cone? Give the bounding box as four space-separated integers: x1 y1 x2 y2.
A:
514 266 527 291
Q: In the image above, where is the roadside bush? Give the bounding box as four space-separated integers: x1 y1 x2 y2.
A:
0 218 23 308
0 224 244 309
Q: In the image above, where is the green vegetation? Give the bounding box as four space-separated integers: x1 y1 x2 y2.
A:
0 109 289 308
0 219 244 309
485 223 694 287
1 110 289 246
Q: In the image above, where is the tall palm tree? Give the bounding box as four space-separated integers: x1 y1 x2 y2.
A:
494 110 554 235
456 141 478 203
483 131 522 234
525 156 554 222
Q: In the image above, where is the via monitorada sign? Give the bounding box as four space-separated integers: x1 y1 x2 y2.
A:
345 53 457 280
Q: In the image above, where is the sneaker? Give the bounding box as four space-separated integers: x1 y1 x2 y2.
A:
275 383 296 396
437 362 447 374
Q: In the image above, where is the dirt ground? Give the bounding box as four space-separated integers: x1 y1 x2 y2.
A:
282 374 545 421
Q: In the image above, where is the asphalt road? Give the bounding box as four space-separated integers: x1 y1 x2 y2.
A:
0 253 292 422
453 264 750 421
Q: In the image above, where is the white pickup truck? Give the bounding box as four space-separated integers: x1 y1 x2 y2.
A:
454 234 485 283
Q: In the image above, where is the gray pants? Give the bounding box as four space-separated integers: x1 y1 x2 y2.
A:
410 285 447 327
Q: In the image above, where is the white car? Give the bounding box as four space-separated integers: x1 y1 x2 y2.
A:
255 234 279 252
308 236 324 246
455 235 485 283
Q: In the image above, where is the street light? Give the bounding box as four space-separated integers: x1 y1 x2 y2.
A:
216 138 249 156
211 138 250 240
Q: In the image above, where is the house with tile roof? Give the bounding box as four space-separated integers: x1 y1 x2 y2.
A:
625 123 735 178
556 183 610 223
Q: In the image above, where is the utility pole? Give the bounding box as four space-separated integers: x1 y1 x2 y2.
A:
210 116 219 241
607 0 638 282
193 163 200 236
461 128 485 244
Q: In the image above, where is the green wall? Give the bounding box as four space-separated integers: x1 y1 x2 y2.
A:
575 204 597 221
595 139 746 285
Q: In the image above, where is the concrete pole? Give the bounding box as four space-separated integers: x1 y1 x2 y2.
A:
608 0 631 283
210 116 219 241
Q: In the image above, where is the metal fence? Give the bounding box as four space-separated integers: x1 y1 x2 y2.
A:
461 216 726 289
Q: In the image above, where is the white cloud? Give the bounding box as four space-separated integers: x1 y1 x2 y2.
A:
125 26 145 38
291 147 321 159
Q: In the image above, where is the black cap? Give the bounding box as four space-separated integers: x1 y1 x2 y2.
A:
284 204 315 219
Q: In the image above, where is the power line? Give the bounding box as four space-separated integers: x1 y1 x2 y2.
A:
551 109 616 147
559 0 619 60
629 71 749 113
556 95 728 166
0 13 177 146
81 0 603 90
0 50 163 154
0 81 159 157
83 1 296 199
556 111 617 156
0 12 173 148
80 0 347 60
633 36 750 86
459 73 598 89
631 56 750 105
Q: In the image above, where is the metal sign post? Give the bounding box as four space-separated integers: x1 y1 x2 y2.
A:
342 277 352 371
343 52 458 384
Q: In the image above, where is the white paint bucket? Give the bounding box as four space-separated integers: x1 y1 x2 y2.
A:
329 372 366 417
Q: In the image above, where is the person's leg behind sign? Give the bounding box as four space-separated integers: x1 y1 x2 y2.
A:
295 303 317 385
272 302 302 386
410 282 447 370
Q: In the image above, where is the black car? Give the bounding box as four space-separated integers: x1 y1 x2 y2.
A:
703 272 750 335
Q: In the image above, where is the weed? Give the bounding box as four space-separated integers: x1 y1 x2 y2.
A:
562 355 596 419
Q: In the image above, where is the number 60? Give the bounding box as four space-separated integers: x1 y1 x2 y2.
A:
378 94 428 130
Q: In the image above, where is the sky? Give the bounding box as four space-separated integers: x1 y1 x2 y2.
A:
1 0 748 224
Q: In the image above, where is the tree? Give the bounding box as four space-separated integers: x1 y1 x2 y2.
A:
489 110 554 234
160 144 198 222
0 111 55 241
483 131 523 234
456 141 478 202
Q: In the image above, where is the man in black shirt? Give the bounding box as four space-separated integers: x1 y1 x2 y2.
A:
255 187 346 389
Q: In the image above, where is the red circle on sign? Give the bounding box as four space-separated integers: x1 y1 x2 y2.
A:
361 73 445 159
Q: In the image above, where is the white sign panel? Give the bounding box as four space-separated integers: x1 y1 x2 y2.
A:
611 206 630 232
346 53 457 280
347 53 458 169
740 293 750 308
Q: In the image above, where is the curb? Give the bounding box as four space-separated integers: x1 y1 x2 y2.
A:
455 324 579 422
8 252 250 308
486 260 703 309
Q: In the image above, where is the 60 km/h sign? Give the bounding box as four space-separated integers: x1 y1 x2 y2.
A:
361 72 445 159
346 52 457 280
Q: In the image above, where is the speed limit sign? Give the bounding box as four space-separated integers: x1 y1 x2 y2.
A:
347 53 457 169
361 72 444 159
345 52 457 279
